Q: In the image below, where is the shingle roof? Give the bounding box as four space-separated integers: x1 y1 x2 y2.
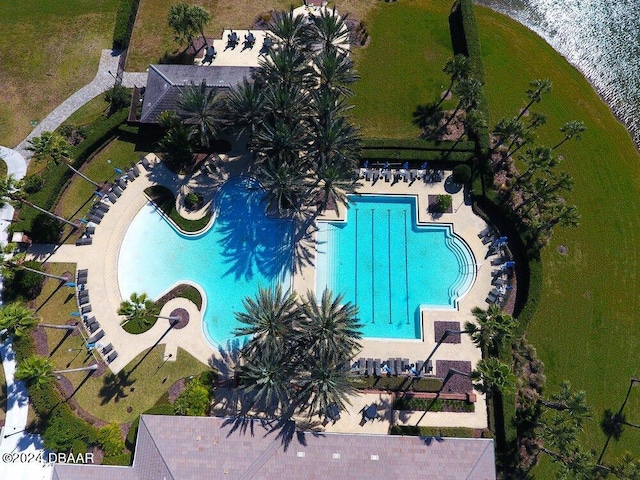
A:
53 415 496 480
139 64 256 123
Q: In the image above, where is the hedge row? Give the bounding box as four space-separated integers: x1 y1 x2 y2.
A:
15 108 128 233
362 138 476 152
361 148 474 163
12 335 98 453
390 425 484 438
354 375 443 392
113 0 141 49
393 397 475 412
451 0 490 156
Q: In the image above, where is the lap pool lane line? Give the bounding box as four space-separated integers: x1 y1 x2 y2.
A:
0 146 53 479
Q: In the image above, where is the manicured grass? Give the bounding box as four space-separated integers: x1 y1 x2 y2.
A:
126 0 292 71
33 264 211 424
0 0 119 148
350 0 458 139
475 4 640 465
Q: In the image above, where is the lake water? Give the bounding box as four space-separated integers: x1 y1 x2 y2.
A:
474 0 640 148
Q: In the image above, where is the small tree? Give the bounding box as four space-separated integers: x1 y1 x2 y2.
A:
174 378 211 416
452 164 472 184
167 3 211 53
97 423 125 456
105 84 131 115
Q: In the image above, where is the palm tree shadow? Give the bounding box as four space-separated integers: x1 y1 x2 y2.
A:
597 378 640 463
98 371 136 405
412 102 443 131
35 280 68 313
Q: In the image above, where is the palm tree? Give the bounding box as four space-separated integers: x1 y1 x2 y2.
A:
239 349 293 417
233 285 300 358
311 161 359 214
312 49 359 96
224 79 265 142
469 357 516 396
510 146 557 191
27 132 100 188
491 116 523 153
267 8 309 49
296 359 355 420
552 120 586 150
465 305 519 353
253 118 309 166
117 292 160 327
167 3 211 53
255 158 308 215
441 54 470 104
308 7 350 53
260 83 309 128
441 77 483 132
540 381 590 427
297 289 362 366
14 355 55 389
308 111 360 171
178 80 223 149
0 302 39 341
258 44 310 88
0 244 70 282
0 175 79 228
516 78 552 120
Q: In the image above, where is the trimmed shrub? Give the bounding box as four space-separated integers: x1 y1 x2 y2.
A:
173 378 211 416
362 138 475 151
435 194 453 212
105 84 132 115
393 396 475 412
3 260 46 302
452 164 472 184
29 213 63 244
98 423 126 457
144 186 211 232
102 453 133 466
361 148 474 163
390 425 478 438
22 175 44 194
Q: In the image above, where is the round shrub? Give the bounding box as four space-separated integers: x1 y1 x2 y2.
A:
173 378 211 416
452 164 472 184
98 423 125 457
29 213 62 244
184 192 202 211
22 175 44 194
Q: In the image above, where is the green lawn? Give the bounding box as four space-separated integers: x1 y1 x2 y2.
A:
33 264 211 424
350 0 457 139
475 4 640 466
0 0 119 148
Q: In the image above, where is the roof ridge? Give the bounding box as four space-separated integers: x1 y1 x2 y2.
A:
139 415 177 480
140 66 175 122
236 433 282 480
465 439 496 480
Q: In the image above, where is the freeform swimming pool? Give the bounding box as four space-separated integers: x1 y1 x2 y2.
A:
315 195 476 340
118 177 293 347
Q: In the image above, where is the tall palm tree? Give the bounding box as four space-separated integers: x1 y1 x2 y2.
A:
296 359 356 420
239 349 293 417
260 83 310 128
552 120 586 150
311 161 359 214
469 357 516 396
516 78 552 121
14 355 55 389
0 175 78 228
298 289 362 366
117 292 160 327
255 158 308 215
510 146 557 191
167 3 210 53
178 80 223 149
252 118 308 166
27 132 100 188
308 7 350 53
308 110 361 171
233 284 300 358
465 305 518 354
540 381 590 427
441 77 483 132
491 116 523 153
258 44 310 88
0 244 70 283
267 8 309 49
312 49 359 96
224 79 265 142
441 54 470 104
0 302 39 341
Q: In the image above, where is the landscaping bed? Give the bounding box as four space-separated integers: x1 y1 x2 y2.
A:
144 185 212 233
393 396 474 413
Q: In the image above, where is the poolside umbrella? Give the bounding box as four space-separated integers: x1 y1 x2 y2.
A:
403 162 409 170
420 162 428 170
383 162 389 170
363 160 369 168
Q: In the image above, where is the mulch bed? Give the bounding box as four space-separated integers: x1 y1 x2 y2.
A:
33 327 49 355
168 378 186 404
56 375 108 428
433 321 461 343
427 195 453 214
436 360 473 394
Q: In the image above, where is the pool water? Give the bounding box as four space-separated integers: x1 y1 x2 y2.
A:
315 195 475 340
118 177 293 347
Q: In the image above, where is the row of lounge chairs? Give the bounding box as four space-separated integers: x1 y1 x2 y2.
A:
356 167 445 185
353 358 434 377
75 269 119 364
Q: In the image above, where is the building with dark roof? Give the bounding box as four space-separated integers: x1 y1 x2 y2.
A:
52 415 496 480
131 65 256 124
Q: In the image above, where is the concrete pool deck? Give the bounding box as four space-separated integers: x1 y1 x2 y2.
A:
29 155 496 430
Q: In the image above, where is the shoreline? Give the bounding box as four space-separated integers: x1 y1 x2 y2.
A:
474 0 640 153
